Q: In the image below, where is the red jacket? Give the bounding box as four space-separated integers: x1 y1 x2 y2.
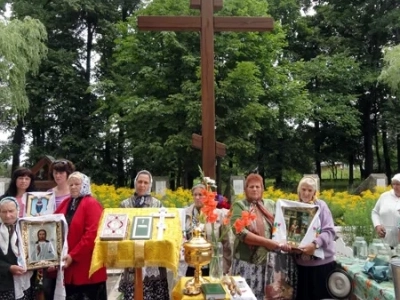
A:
55 195 107 285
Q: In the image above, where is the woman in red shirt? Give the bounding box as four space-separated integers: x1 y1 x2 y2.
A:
55 171 107 299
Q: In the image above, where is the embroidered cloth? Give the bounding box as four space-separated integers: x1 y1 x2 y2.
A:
89 208 182 277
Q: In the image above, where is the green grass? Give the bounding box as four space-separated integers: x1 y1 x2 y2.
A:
321 166 361 180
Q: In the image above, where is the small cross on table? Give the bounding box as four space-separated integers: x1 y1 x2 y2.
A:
150 207 175 240
138 0 274 179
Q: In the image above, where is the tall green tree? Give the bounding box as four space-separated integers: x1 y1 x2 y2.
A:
0 17 47 116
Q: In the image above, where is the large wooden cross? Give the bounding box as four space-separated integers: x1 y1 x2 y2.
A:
138 0 273 179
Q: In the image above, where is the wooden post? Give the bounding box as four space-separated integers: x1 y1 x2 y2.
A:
134 268 143 300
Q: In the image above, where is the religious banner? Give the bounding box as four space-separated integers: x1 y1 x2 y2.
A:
272 199 324 259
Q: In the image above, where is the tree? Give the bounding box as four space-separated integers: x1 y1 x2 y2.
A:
0 17 47 116
379 45 400 95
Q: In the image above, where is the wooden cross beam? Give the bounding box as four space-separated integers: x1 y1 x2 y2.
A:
138 0 274 179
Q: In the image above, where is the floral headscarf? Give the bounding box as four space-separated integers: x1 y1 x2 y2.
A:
68 171 91 197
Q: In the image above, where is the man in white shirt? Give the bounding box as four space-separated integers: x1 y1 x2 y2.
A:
371 173 400 247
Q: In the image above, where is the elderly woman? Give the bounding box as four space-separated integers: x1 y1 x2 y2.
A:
1 168 36 217
295 176 336 300
0 197 34 299
119 170 168 300
372 173 400 247
184 184 232 276
230 174 285 300
54 172 107 299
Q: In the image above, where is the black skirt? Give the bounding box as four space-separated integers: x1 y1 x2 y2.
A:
65 281 107 300
0 287 34 300
295 261 336 300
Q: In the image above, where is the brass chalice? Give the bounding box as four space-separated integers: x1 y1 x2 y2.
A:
183 226 212 295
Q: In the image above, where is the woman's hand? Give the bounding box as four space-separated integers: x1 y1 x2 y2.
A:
265 240 281 251
10 265 25 275
299 243 316 256
62 254 73 268
375 225 386 238
279 243 292 253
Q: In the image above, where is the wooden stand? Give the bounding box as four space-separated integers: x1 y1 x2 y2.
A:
134 268 143 299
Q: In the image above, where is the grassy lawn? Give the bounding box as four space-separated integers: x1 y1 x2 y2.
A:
321 166 361 180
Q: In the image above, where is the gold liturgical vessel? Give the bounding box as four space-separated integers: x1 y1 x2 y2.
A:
183 226 212 295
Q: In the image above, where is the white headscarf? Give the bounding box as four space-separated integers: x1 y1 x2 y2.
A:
0 197 19 256
134 170 153 195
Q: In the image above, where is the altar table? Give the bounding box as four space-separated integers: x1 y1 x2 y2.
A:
89 208 182 299
172 276 256 300
336 258 395 300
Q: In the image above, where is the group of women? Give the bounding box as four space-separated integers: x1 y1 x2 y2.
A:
0 161 107 300
185 174 336 300
0 162 337 300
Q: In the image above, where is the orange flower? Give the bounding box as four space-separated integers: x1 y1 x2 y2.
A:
208 212 218 223
234 219 245 233
233 211 257 234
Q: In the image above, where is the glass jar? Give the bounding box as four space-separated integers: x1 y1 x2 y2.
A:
369 238 386 256
352 236 368 263
209 242 223 282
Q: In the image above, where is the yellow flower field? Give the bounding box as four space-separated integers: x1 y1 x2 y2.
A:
91 183 389 230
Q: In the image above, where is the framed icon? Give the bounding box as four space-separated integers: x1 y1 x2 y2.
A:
25 192 55 217
19 219 63 270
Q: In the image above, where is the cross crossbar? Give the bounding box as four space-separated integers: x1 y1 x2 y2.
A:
137 16 273 32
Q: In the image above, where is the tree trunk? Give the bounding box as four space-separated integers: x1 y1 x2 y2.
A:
361 96 373 178
116 123 125 187
314 120 322 179
348 153 354 186
374 113 381 172
382 123 391 179
11 119 24 172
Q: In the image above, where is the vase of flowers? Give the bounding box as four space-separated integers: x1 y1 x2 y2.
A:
209 241 223 282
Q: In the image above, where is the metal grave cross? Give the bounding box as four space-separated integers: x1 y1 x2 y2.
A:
138 0 274 179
